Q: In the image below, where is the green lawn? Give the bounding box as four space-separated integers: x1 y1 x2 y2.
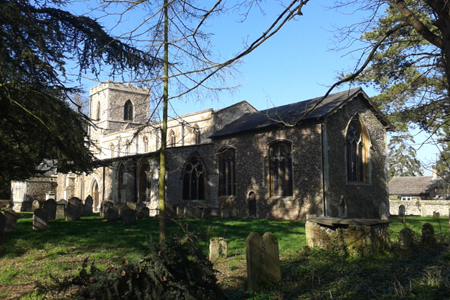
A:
1 214 450 299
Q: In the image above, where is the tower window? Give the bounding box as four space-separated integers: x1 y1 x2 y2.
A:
124 100 133 121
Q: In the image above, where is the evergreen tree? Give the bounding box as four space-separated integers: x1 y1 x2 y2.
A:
0 0 159 183
336 1 450 175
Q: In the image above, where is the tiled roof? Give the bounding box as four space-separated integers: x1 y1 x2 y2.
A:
210 88 390 138
389 176 439 196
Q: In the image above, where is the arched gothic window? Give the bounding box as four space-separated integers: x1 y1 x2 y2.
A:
143 136 149 153
169 130 176 147
139 161 151 202
124 100 133 121
346 116 370 183
218 147 236 196
117 163 125 202
194 124 201 144
96 101 101 120
182 155 206 200
269 141 293 197
110 144 115 158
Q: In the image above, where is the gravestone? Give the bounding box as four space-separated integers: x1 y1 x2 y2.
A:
84 196 93 215
136 202 146 211
43 199 57 221
121 206 136 226
33 208 47 230
105 207 119 222
246 232 281 291
209 238 227 262
399 227 415 249
66 198 82 221
4 210 17 231
246 232 263 291
32 200 41 211
137 207 149 220
101 201 114 218
185 206 194 218
221 208 230 218
422 222 436 245
0 211 5 237
262 232 281 284
433 211 440 218
56 199 67 219
203 208 212 219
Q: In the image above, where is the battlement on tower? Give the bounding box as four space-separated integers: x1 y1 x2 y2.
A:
89 80 150 96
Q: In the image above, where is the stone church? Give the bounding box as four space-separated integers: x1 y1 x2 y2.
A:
11 82 392 220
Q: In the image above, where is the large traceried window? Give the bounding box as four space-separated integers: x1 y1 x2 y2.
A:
218 147 236 196
269 141 293 197
124 100 133 121
182 155 206 200
346 115 370 183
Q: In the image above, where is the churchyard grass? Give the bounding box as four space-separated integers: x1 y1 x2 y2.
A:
1 214 450 299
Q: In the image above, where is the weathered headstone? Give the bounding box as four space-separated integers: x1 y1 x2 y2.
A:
56 199 67 219
0 211 5 237
43 199 57 221
66 198 82 221
209 238 227 262
137 207 150 220
121 206 136 226
105 206 119 222
221 208 230 218
246 232 262 291
185 206 194 218
84 195 93 215
203 208 212 219
4 210 17 231
422 222 436 245
262 232 281 284
399 228 415 249
33 208 47 230
101 201 114 218
433 211 440 218
32 200 41 211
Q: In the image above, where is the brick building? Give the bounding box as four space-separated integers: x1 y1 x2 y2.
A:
12 83 391 220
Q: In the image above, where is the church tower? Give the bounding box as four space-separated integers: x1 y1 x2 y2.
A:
88 81 151 157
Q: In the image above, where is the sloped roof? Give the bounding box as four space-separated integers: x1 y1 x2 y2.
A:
36 159 58 177
389 176 439 196
210 88 390 138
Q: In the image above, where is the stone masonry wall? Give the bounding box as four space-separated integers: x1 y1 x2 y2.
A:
390 200 450 216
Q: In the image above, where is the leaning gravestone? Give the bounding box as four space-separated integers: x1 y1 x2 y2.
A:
209 237 227 262
84 195 93 215
0 211 5 237
262 232 281 284
422 222 436 245
105 206 119 222
121 206 136 226
4 210 17 231
43 199 57 221
66 198 82 221
32 200 41 211
33 208 47 230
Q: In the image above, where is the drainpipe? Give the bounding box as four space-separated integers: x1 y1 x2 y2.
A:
102 166 106 202
321 121 329 217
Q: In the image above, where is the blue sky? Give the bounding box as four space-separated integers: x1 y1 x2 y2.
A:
68 1 438 174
